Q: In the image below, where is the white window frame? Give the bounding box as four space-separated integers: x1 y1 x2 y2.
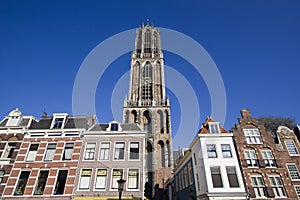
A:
99 142 110 161
269 175 286 197
210 166 223 188
50 113 67 129
208 122 220 134
128 141 140 160
285 141 299 156
62 142 74 161
2 142 16 159
78 168 92 190
251 175 266 198
244 150 258 167
243 128 263 144
206 144 217 158
287 163 300 180
221 144 232 158
25 143 39 162
261 149 276 167
43 143 56 161
84 142 96 160
127 168 140 191
110 168 124 191
94 168 108 191
113 142 125 161
294 185 300 199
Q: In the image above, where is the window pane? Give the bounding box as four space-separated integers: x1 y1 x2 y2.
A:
111 169 123 189
128 169 139 189
287 164 300 179
3 142 16 158
34 171 49 195
211 167 223 187
95 169 107 189
207 144 217 158
44 143 56 161
99 142 110 160
84 143 96 160
26 144 38 161
79 169 92 189
221 144 232 158
285 141 299 155
63 143 74 160
54 170 68 195
226 167 239 187
114 142 125 160
14 171 30 195
130 142 139 160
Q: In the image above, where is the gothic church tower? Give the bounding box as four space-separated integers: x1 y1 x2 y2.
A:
123 23 173 188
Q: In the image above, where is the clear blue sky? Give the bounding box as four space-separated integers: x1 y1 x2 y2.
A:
1 0 299 148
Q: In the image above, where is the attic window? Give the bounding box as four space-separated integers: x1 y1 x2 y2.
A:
209 122 220 134
111 123 118 131
50 114 67 129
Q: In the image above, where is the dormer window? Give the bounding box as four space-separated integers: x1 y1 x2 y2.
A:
50 114 67 129
209 122 220 134
106 121 122 132
6 108 22 126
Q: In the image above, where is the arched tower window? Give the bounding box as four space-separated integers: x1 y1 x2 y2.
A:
146 141 153 186
157 110 164 133
143 110 152 133
142 62 153 100
158 140 165 168
153 31 158 54
136 30 142 56
166 140 171 167
144 29 151 53
165 110 170 133
131 110 138 123
125 110 130 123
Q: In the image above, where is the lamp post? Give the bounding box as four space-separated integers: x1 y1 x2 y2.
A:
117 178 126 200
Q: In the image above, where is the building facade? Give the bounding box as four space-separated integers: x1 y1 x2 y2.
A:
190 117 247 200
73 121 146 200
0 109 37 198
123 23 173 189
233 109 299 199
2 113 89 200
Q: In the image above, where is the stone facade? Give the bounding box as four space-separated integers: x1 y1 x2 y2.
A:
123 23 173 189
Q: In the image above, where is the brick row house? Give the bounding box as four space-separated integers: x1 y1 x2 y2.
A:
0 109 37 198
2 112 90 200
233 109 300 199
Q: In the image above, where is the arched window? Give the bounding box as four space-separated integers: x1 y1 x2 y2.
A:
142 62 153 100
143 110 152 133
157 110 164 133
165 110 170 133
131 110 137 123
136 30 142 56
153 31 158 54
166 140 171 167
144 29 151 53
158 140 165 168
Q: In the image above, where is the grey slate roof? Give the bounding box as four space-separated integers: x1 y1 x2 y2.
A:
89 123 142 132
30 116 88 129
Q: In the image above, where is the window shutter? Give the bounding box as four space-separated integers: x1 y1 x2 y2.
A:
258 159 266 168
248 187 256 198
266 187 275 198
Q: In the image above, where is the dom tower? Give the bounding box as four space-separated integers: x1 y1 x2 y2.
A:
123 23 173 189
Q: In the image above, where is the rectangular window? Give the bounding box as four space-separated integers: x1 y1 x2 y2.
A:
211 166 223 188
44 143 56 161
34 171 49 195
269 176 286 197
221 144 232 158
188 162 193 185
14 171 30 195
193 153 197 165
196 173 200 191
209 122 220 133
84 143 96 160
243 128 262 144
79 169 92 190
285 141 299 155
110 123 118 131
251 176 266 197
99 142 110 160
95 169 107 190
3 142 16 158
287 163 300 180
52 117 64 129
54 170 68 195
26 144 39 161
129 142 139 160
207 144 217 158
114 142 125 160
111 169 123 189
62 143 74 160
128 169 139 189
0 170 4 183
226 167 239 187
295 186 300 199
261 150 276 167
244 150 258 167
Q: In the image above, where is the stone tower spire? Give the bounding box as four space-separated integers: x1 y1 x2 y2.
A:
123 23 173 189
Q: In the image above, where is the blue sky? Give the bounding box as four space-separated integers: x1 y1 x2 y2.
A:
1 0 299 148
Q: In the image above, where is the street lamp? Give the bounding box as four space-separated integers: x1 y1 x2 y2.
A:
117 178 126 200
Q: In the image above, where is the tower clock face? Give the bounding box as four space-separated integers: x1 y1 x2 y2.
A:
142 77 152 84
